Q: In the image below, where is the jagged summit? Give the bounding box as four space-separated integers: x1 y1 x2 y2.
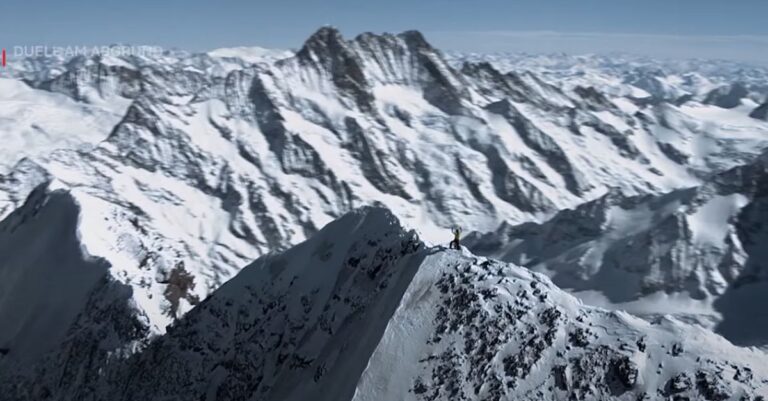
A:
293 27 458 93
297 26 350 59
300 27 435 53
296 26 439 68
396 29 434 50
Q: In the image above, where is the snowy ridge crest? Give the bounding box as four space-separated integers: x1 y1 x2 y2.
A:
4 207 764 400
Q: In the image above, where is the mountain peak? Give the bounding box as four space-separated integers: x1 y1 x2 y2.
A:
298 27 437 60
298 26 348 57
703 82 749 109
750 101 768 121
397 30 434 51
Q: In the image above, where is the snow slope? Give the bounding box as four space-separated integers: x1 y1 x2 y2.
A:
0 78 126 172
8 207 765 401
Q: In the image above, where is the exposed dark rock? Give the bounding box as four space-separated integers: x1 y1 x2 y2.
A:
704 83 749 109
486 99 591 196
343 117 411 200
574 86 616 111
656 141 690 165
297 27 375 112
750 102 768 121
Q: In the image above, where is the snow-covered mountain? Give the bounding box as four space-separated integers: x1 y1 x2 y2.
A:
465 150 768 346
0 77 128 173
1 27 768 399
448 52 768 104
0 27 764 345
3 28 767 245
3 206 768 400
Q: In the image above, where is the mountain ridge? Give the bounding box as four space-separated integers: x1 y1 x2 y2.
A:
465 150 768 345
5 206 767 400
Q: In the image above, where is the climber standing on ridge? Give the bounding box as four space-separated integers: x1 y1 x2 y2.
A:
449 226 462 250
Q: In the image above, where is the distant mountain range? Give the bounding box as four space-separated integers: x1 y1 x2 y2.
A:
1 28 767 400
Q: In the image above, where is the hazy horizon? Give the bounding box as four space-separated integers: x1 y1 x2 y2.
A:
1 0 767 64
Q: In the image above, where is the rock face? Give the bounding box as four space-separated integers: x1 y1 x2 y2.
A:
751 101 768 120
703 83 749 109
5 207 768 400
465 151 768 345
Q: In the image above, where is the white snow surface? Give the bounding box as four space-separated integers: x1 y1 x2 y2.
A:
207 46 294 63
0 78 126 172
465 152 768 346
25 206 765 400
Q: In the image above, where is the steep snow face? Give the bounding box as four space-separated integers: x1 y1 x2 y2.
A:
13 207 763 401
94 207 425 401
354 251 768 401
465 152 768 345
0 187 109 368
0 185 153 401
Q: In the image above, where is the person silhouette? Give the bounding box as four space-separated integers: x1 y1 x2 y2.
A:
449 227 462 250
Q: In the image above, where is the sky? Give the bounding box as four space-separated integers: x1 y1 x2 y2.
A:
1 0 767 64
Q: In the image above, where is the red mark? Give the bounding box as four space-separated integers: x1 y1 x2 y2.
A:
1 49 5 67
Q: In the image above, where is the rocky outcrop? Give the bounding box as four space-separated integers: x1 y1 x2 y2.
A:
704 83 749 109
750 101 768 121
